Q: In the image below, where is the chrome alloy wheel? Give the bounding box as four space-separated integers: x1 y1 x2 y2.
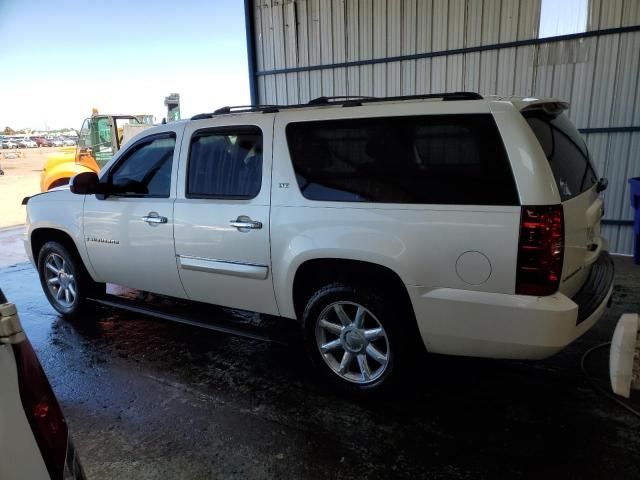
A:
315 301 390 384
43 252 77 308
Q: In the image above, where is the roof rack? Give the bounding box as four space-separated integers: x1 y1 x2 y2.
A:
191 105 279 120
191 91 483 120
308 95 377 105
307 91 482 106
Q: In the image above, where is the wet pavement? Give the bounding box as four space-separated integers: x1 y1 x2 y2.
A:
1 258 639 479
0 226 27 268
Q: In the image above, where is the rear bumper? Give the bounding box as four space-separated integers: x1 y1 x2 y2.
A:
408 253 614 360
573 251 615 324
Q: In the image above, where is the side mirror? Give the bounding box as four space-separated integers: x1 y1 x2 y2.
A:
69 172 100 195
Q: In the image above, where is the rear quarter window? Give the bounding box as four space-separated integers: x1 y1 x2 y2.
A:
286 114 519 206
523 111 597 200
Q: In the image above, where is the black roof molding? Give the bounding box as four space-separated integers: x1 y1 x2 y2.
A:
309 92 483 105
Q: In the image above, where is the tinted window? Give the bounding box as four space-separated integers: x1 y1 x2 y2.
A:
524 111 597 200
187 127 262 199
110 134 175 197
286 115 518 205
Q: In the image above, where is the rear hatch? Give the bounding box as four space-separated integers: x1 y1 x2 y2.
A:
522 105 605 297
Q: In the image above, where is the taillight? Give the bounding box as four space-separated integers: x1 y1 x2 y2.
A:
12 339 69 479
516 205 564 296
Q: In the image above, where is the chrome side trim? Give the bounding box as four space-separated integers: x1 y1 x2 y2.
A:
177 255 269 280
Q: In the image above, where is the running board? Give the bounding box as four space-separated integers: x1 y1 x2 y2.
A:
89 295 297 345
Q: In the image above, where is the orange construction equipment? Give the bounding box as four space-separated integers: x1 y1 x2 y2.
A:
40 113 151 191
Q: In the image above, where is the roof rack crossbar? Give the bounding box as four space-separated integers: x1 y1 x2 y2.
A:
191 104 280 120
213 104 281 114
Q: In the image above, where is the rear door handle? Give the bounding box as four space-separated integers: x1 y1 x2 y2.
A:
142 212 167 224
229 216 262 231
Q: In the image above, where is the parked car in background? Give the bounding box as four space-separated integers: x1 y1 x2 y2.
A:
24 94 614 394
50 139 65 148
33 137 52 147
62 138 76 147
2 139 18 149
0 288 85 479
18 138 38 148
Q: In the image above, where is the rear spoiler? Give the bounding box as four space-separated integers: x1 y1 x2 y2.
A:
520 101 569 115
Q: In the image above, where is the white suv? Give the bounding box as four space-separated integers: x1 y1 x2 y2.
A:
24 93 615 392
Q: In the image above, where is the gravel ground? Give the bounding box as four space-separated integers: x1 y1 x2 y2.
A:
0 147 51 228
0 256 638 479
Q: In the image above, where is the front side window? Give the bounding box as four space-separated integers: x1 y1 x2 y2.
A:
524 111 597 200
286 114 519 205
187 127 262 199
109 134 175 197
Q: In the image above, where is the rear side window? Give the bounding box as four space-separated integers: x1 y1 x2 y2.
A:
523 111 597 200
286 114 519 205
187 127 262 199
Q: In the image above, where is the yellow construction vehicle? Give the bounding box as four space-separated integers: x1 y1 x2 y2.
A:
40 112 152 191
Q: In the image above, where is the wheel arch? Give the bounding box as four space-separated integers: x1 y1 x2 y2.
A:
291 258 417 329
30 228 81 268
33 228 104 316
29 227 99 284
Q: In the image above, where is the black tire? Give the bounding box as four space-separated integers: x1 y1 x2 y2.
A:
37 241 104 318
303 283 408 394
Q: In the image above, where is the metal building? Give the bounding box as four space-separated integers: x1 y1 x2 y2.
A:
245 0 640 254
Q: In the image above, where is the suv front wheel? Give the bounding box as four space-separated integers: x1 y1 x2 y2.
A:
303 283 405 393
37 241 102 318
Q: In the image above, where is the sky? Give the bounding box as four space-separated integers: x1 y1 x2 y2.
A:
539 0 588 38
0 0 250 131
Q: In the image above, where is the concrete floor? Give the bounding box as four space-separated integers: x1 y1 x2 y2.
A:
1 258 639 479
0 227 28 268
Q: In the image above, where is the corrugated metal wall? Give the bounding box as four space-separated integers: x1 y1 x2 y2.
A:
250 0 640 254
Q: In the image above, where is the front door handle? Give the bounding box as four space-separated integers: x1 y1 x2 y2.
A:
142 212 167 225
229 216 262 231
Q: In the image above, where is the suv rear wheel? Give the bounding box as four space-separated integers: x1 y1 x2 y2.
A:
303 283 405 393
37 241 103 318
